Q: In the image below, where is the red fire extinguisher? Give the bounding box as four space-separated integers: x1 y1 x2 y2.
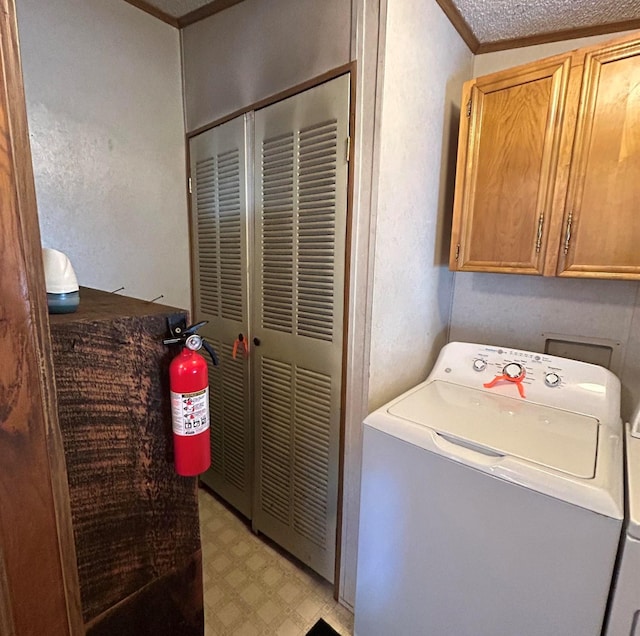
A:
163 321 218 476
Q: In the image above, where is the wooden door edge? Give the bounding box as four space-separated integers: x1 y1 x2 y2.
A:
552 55 596 277
541 60 581 276
0 542 15 636
449 80 475 270
0 0 84 633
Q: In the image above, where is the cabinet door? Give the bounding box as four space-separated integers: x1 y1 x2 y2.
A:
557 39 640 279
190 115 253 518
252 74 350 582
451 58 571 274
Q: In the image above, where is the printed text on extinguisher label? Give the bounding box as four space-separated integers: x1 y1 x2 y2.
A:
170 388 210 436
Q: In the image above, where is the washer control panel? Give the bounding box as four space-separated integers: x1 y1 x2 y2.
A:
432 342 620 421
469 348 565 390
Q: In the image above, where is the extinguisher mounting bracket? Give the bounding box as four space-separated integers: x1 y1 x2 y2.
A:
164 316 187 343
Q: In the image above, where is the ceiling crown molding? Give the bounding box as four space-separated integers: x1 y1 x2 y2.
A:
177 0 244 27
476 17 640 53
123 0 179 27
435 0 640 53
123 0 244 29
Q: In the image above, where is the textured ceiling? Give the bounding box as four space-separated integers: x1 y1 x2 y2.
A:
130 0 640 48
452 0 640 43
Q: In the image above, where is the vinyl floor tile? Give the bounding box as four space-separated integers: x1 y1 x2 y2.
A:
199 488 353 636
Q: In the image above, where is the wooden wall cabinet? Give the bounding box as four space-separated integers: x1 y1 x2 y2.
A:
450 32 640 280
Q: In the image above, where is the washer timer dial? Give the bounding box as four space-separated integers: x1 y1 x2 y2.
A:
544 372 561 387
483 361 527 398
503 362 525 380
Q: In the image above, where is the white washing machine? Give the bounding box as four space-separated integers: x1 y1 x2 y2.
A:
355 342 623 636
605 413 640 636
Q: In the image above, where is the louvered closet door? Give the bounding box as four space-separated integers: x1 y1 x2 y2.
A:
252 74 350 582
190 115 252 518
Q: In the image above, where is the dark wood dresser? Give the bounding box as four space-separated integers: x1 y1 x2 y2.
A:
49 287 204 636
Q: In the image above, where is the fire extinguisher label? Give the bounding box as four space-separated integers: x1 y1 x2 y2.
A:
170 388 210 436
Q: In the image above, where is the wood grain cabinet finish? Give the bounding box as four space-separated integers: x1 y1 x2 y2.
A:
450 32 640 280
558 37 640 278
451 57 572 274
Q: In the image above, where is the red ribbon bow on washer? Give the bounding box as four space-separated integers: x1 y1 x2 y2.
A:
483 362 526 398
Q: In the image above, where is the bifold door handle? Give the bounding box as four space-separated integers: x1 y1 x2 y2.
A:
253 337 261 346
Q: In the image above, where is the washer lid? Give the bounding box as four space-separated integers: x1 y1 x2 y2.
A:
388 381 599 479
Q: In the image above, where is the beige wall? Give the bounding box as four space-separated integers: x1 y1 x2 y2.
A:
181 0 351 132
339 0 473 609
368 0 473 410
450 31 640 421
16 0 189 308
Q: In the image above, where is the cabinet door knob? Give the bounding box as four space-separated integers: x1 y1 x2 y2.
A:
253 337 261 346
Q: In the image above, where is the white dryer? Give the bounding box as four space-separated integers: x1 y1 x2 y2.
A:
355 342 623 636
605 414 640 636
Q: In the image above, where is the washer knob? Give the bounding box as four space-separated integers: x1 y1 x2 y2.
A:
544 372 561 387
472 359 487 372
503 362 525 380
